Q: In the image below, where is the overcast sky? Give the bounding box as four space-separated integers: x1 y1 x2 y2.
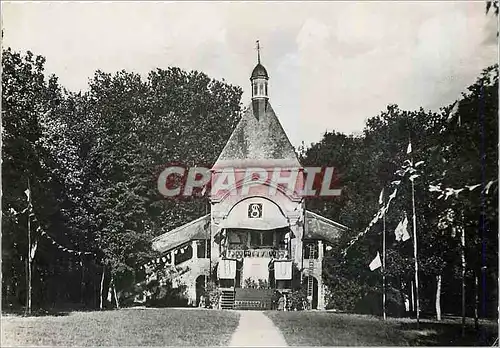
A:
2 1 498 147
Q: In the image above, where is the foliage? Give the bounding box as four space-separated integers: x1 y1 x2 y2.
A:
312 65 498 318
204 279 222 309
143 279 188 308
288 287 308 311
2 47 242 311
243 278 271 289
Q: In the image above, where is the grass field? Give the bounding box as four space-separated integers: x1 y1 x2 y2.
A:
265 311 498 346
3 308 497 346
1 308 240 346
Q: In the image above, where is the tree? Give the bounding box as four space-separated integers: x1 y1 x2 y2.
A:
2 47 243 311
308 65 498 323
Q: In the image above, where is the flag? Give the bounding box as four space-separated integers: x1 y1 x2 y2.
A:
107 285 112 302
406 142 412 154
485 180 495 194
446 101 459 123
378 188 384 205
369 252 382 271
402 217 411 241
395 216 410 241
30 239 38 261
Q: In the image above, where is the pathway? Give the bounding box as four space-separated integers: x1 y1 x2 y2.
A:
229 310 288 347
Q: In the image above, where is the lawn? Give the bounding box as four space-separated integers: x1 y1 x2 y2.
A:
265 311 498 346
1 308 240 346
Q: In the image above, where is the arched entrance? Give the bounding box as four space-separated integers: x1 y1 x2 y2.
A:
195 275 208 306
304 276 318 309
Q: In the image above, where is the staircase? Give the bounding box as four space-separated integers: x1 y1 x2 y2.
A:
307 244 316 304
220 289 235 309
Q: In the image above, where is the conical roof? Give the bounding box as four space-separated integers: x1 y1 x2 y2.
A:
213 101 301 169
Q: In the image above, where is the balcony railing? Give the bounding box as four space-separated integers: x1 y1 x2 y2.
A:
225 248 289 259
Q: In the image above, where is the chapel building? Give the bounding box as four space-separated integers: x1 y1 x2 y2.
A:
149 47 348 310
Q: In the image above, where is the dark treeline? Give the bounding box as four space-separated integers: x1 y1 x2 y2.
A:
1 47 498 319
2 48 243 311
301 66 498 318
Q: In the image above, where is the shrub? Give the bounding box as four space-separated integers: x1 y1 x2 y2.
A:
144 279 188 308
288 286 308 310
204 280 222 309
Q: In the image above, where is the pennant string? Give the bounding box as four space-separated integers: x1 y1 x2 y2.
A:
428 179 497 200
342 144 422 258
38 226 95 256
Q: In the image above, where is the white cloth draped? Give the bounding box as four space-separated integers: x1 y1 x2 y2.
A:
242 258 270 283
274 261 293 280
218 259 237 279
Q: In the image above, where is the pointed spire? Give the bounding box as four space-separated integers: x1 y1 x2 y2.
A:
256 40 261 64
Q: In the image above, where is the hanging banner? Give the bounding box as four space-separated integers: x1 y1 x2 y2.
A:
242 258 269 282
274 261 292 280
218 259 237 279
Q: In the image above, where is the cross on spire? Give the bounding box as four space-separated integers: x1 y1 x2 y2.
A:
256 40 261 64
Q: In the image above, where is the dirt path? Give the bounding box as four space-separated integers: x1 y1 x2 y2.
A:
229 311 288 347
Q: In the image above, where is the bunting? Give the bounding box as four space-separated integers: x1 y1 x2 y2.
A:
369 252 382 271
342 142 424 258
39 228 95 256
342 184 400 257
378 188 384 205
429 180 497 200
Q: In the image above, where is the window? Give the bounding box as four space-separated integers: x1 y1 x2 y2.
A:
304 242 319 259
253 84 257 96
197 240 211 258
174 243 193 265
248 231 274 248
259 83 264 95
250 231 261 248
265 83 268 95
262 232 273 246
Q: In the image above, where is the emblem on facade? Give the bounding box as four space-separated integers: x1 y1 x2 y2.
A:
248 203 263 218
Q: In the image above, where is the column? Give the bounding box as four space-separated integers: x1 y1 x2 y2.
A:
317 282 326 310
192 240 198 260
170 250 175 266
318 240 324 260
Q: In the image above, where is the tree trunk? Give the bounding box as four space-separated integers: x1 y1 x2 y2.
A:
461 226 466 337
99 265 106 310
435 274 442 321
24 257 29 315
410 279 415 313
112 277 120 309
399 277 407 316
80 258 85 305
26 209 32 315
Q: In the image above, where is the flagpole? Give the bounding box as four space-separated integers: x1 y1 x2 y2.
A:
26 179 32 316
411 176 420 328
382 205 387 321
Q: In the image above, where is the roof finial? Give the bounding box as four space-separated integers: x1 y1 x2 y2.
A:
256 40 261 64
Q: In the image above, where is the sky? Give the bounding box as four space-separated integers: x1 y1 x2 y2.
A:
2 1 498 147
